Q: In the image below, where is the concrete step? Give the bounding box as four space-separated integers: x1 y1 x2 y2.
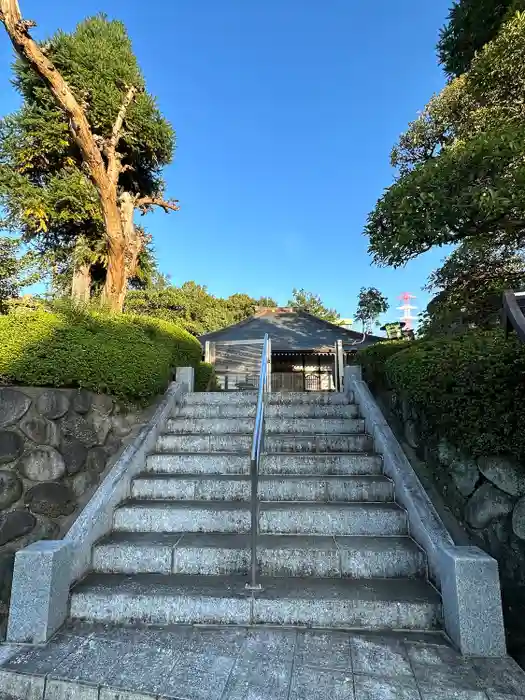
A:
266 418 365 434
113 500 406 536
260 453 383 475
155 433 374 454
131 474 394 502
145 453 250 475
184 392 257 405
164 417 365 435
113 500 251 534
176 403 359 419
259 502 407 536
269 392 352 405
165 418 254 435
70 573 442 630
144 452 383 476
92 533 427 578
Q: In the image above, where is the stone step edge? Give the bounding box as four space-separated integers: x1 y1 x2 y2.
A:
132 473 392 481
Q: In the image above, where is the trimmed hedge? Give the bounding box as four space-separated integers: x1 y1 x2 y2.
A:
356 340 411 388
0 308 202 402
359 331 525 460
195 362 218 392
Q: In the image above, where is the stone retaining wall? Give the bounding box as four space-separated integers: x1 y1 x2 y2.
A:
0 386 141 631
373 385 525 658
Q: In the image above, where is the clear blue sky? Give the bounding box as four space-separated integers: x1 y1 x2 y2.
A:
0 0 454 323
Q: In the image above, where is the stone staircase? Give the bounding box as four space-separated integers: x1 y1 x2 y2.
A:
69 390 442 631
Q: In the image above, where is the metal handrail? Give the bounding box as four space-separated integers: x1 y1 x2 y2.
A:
246 333 270 591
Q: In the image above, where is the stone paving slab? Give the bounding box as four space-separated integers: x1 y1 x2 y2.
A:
0 624 524 700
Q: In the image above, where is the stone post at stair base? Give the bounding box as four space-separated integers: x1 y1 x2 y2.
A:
176 366 195 393
7 540 72 644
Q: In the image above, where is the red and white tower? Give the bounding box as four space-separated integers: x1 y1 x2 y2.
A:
397 293 418 330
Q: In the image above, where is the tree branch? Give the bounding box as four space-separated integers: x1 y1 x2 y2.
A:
106 85 138 185
134 196 180 215
0 0 108 197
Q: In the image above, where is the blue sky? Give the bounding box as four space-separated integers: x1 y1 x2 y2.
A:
0 0 453 324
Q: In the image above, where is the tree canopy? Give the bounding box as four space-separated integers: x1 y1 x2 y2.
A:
366 10 525 268
288 288 340 323
0 6 177 310
437 0 524 77
419 242 525 336
355 287 389 332
0 236 39 312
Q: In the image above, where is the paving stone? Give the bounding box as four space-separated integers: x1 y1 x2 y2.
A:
289 665 355 700
413 665 483 691
350 636 413 677
222 657 292 700
419 689 488 700
104 645 178 696
295 630 352 670
241 628 297 660
100 689 158 700
18 446 66 482
0 431 24 465
44 678 98 700
0 389 31 428
405 642 468 668
36 390 70 420
353 674 420 700
159 651 236 700
470 657 525 696
186 627 247 656
49 638 127 685
0 669 45 700
1 633 84 675
0 470 23 509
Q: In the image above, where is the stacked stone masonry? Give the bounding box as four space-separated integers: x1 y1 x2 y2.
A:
0 387 139 630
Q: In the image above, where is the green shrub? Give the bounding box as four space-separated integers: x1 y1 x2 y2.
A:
385 330 525 459
356 340 412 388
0 307 202 402
195 362 218 392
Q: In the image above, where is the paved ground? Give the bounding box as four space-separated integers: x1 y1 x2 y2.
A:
0 624 524 700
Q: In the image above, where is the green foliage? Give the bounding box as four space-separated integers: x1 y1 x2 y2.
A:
366 12 525 268
195 362 218 392
356 340 411 389
0 307 201 402
354 287 389 331
419 242 525 337
288 288 340 323
384 331 525 459
0 14 175 293
125 281 277 336
0 237 40 312
437 0 525 77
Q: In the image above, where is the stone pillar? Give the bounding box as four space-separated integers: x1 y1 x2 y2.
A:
176 366 195 393
7 540 72 644
344 365 362 400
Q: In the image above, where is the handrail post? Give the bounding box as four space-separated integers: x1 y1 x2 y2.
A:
245 334 269 592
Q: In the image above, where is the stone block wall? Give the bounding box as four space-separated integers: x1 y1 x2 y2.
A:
374 386 525 658
0 386 141 632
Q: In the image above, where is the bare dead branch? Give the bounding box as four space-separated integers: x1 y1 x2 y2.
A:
106 85 137 185
134 196 180 214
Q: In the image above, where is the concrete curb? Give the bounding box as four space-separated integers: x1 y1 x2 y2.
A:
6 369 193 644
344 365 506 657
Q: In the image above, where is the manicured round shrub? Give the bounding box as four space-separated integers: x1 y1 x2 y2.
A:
195 362 218 392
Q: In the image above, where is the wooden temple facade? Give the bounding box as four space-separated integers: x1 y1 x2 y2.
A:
200 307 383 392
